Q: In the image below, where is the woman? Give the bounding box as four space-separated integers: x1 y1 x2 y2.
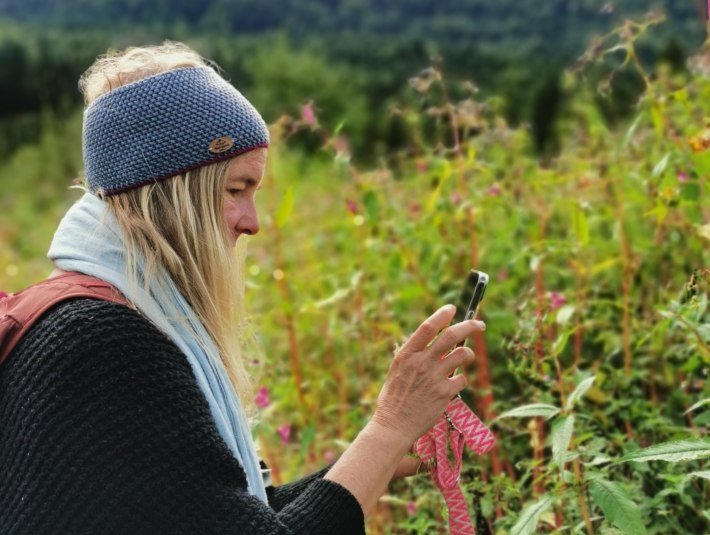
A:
0 42 484 534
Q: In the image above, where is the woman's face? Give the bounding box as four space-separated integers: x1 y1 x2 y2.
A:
223 148 267 246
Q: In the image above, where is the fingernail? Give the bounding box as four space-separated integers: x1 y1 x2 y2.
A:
474 320 486 330
444 304 456 313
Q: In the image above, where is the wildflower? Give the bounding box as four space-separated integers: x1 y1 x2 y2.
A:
324 449 335 463
415 159 427 174
677 171 690 183
450 191 462 205
406 501 418 515
254 386 270 408
689 130 710 153
346 199 358 215
277 424 291 444
488 184 502 196
549 292 567 311
333 135 350 158
301 101 316 126
409 202 421 217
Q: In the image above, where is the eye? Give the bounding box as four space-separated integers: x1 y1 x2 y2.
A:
227 187 244 196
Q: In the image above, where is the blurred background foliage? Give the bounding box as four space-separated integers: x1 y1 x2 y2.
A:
0 1 709 534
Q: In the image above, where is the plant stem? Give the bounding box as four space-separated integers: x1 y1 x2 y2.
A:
573 457 595 535
266 146 307 417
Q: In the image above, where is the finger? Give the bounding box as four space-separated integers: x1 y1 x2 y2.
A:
400 304 457 354
428 319 485 356
447 373 468 396
439 346 475 376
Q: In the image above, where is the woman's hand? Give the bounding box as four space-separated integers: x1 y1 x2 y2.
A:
391 456 423 480
325 305 484 516
371 304 484 447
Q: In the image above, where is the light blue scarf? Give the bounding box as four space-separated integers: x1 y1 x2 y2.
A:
48 192 268 503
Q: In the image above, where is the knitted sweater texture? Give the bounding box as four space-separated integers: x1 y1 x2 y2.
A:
0 299 365 534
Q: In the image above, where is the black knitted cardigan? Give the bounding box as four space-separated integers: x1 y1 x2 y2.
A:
0 298 365 534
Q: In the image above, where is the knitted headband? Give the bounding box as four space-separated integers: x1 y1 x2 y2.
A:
82 66 270 196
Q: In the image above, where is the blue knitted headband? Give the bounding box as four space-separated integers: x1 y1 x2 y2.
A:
82 66 270 196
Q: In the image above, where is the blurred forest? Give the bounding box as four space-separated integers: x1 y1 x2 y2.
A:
0 0 706 160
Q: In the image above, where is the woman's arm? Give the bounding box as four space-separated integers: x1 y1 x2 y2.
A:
0 299 364 535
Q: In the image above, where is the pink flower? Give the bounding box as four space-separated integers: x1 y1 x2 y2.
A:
415 159 427 174
406 500 417 515
409 202 421 217
488 184 502 196
450 191 462 205
496 269 509 281
324 449 335 463
277 424 291 444
333 135 350 157
677 171 690 183
549 292 567 311
346 199 358 215
254 386 270 408
301 102 315 125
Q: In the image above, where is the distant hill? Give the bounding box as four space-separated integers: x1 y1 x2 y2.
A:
0 0 705 58
0 0 707 157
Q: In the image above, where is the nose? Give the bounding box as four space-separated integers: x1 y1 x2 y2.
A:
237 198 260 236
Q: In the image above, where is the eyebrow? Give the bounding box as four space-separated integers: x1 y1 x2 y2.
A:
229 176 262 188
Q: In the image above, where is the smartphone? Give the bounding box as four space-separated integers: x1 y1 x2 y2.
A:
454 269 489 347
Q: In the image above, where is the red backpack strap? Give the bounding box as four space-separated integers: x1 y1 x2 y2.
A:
0 272 133 366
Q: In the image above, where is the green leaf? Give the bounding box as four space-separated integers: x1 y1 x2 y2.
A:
363 190 379 222
688 470 710 481
551 330 571 357
275 185 294 227
496 404 560 421
510 495 554 535
652 152 670 178
681 182 700 202
685 398 710 415
570 202 589 244
314 287 352 309
566 375 596 411
555 304 575 326
299 424 316 457
334 119 347 135
623 114 641 147
552 415 575 469
620 439 710 463
588 476 647 535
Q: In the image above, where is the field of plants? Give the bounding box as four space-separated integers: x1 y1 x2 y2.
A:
0 14 708 535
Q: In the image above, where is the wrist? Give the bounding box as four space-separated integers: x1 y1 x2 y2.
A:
362 419 413 458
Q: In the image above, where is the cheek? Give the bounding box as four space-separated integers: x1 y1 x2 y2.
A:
223 199 240 229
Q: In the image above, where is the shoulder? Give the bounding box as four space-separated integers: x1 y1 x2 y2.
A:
6 297 187 370
0 297 200 411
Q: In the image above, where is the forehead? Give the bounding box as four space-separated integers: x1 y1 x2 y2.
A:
226 148 267 181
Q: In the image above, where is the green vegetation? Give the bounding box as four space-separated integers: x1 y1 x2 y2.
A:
0 6 708 535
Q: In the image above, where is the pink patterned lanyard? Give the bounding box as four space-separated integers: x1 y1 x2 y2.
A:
413 396 495 535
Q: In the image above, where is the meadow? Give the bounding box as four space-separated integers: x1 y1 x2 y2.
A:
1 14 708 535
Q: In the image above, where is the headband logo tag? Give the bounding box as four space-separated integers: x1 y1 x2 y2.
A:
208 136 234 154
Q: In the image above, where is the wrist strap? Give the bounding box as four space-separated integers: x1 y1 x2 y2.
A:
413 397 495 535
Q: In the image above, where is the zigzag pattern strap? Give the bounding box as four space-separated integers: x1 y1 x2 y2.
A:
412 397 495 535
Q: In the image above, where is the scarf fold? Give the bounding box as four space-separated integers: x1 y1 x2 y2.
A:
48 192 267 503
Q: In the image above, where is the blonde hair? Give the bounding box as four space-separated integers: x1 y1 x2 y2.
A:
79 42 253 405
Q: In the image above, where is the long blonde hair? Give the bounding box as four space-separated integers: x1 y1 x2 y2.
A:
79 42 253 405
